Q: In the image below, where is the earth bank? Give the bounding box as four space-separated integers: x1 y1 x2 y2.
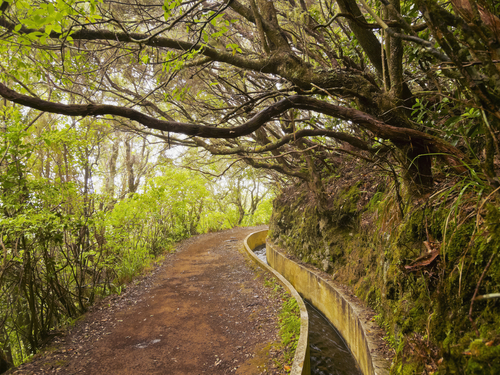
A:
268 160 500 374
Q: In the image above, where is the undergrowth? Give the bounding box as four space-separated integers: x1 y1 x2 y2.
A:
279 296 300 365
263 276 301 373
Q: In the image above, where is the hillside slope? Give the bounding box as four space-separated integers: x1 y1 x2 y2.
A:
269 159 500 374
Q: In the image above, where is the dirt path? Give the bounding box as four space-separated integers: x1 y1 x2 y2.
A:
11 226 286 375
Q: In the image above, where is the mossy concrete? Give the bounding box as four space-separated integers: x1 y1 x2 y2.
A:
244 230 310 375
266 240 391 375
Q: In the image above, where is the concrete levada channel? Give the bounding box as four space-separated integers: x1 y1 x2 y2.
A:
253 245 361 375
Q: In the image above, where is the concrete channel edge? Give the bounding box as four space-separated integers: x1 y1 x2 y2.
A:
244 230 311 375
266 239 391 375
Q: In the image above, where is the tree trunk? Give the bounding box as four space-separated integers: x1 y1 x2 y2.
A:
403 146 434 196
125 137 136 194
106 140 119 198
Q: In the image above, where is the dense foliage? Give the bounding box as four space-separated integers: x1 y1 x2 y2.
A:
0 107 272 369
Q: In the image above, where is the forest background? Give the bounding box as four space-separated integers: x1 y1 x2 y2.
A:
0 119 273 368
1 0 500 373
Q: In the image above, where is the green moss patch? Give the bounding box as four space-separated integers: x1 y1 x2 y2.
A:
269 162 500 374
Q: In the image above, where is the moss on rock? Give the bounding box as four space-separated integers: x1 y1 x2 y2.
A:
269 167 500 374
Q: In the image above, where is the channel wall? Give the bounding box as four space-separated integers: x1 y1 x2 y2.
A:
244 230 310 375
266 239 391 375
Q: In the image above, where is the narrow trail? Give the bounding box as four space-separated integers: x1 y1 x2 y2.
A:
11 226 285 375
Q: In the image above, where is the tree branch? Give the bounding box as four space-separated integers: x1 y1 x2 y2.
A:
0 17 268 72
0 82 465 167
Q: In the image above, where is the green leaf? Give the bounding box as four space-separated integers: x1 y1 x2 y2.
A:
226 43 242 56
443 116 461 128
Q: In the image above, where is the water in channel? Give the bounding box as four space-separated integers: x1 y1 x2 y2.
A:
253 244 268 265
306 301 361 375
252 245 361 375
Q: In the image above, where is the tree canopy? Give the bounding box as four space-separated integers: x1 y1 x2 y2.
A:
0 0 499 196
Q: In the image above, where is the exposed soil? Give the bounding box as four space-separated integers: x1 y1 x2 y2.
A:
9 226 288 375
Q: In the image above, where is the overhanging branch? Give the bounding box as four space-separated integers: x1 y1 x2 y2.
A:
0 82 465 165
